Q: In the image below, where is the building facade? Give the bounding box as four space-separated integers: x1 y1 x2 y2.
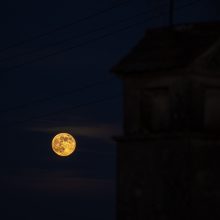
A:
113 22 220 219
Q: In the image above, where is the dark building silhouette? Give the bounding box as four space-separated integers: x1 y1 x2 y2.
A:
112 22 220 219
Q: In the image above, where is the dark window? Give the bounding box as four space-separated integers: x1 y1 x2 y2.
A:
204 88 220 130
124 89 141 134
140 88 171 132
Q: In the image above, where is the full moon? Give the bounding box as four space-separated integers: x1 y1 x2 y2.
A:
52 133 76 157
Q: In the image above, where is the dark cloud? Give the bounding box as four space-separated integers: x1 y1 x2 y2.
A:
1 169 115 196
26 122 122 142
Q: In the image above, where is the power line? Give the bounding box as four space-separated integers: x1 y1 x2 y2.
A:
2 0 203 74
0 0 203 124
0 0 130 54
169 0 175 26
0 11 151 64
0 20 153 73
0 7 166 64
0 7 166 116
6 94 121 127
2 19 149 73
0 76 116 114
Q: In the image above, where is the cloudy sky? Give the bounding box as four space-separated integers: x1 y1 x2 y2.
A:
0 0 219 219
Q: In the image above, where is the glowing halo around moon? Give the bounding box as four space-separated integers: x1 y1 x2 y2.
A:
52 133 76 157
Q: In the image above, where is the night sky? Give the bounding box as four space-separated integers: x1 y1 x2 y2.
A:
0 0 219 219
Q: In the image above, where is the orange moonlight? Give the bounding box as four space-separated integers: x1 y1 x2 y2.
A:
52 133 76 157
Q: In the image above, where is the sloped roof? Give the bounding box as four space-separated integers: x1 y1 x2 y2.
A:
112 22 220 75
192 38 220 74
